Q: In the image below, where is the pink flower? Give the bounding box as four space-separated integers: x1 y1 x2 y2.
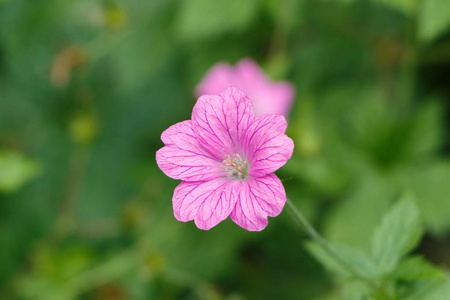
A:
156 87 294 231
195 58 295 117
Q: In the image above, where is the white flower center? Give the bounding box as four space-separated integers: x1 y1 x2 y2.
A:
221 154 248 180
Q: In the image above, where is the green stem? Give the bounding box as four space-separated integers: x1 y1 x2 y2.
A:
285 199 379 292
54 145 90 238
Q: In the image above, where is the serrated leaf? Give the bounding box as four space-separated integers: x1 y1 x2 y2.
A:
306 241 376 279
176 0 258 41
403 280 447 300
371 195 422 276
400 270 447 300
418 0 450 43
391 256 445 281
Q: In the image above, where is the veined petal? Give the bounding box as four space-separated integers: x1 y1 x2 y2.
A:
243 115 294 177
173 178 240 230
230 174 286 231
156 120 223 181
191 87 255 159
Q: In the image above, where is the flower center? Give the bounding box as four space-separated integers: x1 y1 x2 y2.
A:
221 154 248 180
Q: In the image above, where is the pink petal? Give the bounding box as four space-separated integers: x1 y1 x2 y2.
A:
236 59 295 115
173 178 240 230
156 120 224 181
195 58 295 117
235 58 268 86
250 82 295 117
191 87 255 159
243 115 294 177
195 63 235 97
230 174 286 231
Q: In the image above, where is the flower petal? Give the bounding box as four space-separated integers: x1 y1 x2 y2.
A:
173 178 239 230
230 174 286 231
248 81 295 117
195 59 296 117
195 63 235 97
235 58 268 87
243 115 294 177
156 120 224 181
191 87 255 159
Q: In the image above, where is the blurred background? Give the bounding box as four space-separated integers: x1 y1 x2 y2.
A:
1 0 450 299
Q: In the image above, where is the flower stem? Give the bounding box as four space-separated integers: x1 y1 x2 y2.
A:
285 199 379 291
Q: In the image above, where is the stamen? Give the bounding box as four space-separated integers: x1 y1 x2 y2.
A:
221 153 249 180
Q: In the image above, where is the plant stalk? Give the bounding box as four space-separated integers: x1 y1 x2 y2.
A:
286 199 380 292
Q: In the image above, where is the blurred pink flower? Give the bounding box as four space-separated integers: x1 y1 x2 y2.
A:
156 87 294 231
196 58 295 117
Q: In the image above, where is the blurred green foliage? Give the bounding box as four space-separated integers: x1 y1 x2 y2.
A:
0 151 41 192
0 0 449 299
308 196 445 299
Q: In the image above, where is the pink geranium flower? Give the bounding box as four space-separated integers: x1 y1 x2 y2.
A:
195 58 295 117
156 87 294 231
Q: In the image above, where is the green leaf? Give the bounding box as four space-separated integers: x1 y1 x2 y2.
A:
406 101 444 160
424 275 450 300
391 256 445 282
324 173 395 251
313 281 370 300
404 162 450 235
399 269 447 300
175 0 259 41
418 0 450 43
306 242 376 279
371 195 422 276
392 257 445 300
0 151 41 193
